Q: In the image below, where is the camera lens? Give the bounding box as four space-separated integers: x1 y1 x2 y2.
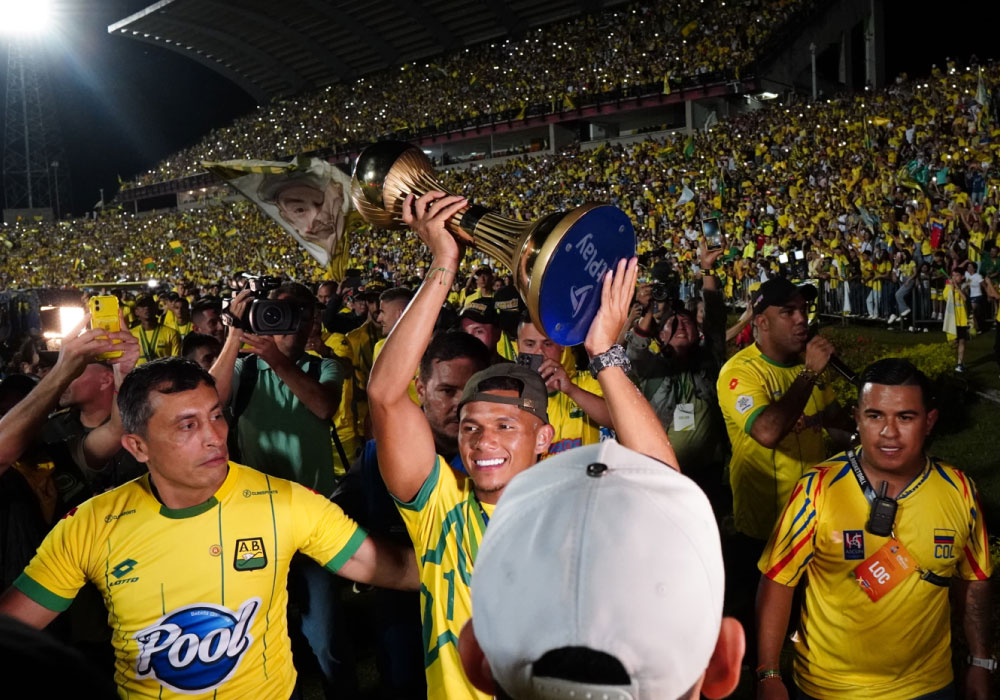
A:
262 305 284 327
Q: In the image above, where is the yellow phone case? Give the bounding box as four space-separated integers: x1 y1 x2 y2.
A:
88 295 123 360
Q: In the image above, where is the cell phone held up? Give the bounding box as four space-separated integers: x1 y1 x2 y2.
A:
515 352 544 373
88 295 124 360
700 217 724 251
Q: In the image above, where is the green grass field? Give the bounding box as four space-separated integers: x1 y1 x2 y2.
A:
818 322 1000 529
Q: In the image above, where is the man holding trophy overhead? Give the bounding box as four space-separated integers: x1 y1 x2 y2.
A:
357 141 679 699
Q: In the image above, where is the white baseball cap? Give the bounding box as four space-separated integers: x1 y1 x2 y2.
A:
470 439 724 700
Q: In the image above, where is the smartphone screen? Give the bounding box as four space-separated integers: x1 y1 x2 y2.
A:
701 218 723 250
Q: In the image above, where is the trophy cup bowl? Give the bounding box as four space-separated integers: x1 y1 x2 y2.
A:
351 141 635 346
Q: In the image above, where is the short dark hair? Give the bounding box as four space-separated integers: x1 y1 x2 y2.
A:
858 358 933 409
118 357 216 435
191 299 221 324
181 332 221 359
270 281 315 307
379 286 414 305
419 331 491 379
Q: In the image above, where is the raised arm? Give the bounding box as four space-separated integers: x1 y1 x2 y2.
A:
0 319 120 473
81 321 141 469
367 191 467 502
750 336 834 449
584 257 678 469
209 289 253 404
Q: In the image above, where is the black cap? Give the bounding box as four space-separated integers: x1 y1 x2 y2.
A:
751 278 817 315
459 364 549 424
460 297 499 326
492 285 524 337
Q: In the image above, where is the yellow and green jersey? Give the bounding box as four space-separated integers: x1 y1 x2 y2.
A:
760 452 992 699
14 463 366 699
717 344 834 539
394 456 493 700
545 372 606 457
130 324 181 366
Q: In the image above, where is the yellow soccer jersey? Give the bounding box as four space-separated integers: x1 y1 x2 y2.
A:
14 463 366 699
163 315 193 338
394 456 492 700
717 344 834 539
545 372 605 457
131 324 182 366
760 452 992 699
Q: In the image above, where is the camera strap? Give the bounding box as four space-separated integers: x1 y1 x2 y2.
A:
845 448 949 588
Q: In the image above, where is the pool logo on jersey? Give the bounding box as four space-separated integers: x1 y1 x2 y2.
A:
234 537 267 571
134 597 261 693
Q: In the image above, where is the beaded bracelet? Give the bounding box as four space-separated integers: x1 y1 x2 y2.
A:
756 669 782 682
798 367 820 384
430 267 455 284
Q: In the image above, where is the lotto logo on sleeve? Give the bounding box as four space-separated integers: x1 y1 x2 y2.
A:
134 598 261 693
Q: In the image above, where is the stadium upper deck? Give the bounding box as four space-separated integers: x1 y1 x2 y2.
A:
112 0 819 191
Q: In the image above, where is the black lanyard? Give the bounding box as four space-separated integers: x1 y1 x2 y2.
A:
845 448 877 504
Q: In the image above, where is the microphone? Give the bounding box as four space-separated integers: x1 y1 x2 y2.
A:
806 323 858 385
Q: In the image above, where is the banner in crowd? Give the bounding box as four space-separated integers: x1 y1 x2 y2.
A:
203 156 356 280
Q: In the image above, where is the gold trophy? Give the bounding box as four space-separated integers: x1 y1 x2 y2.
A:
351 141 635 346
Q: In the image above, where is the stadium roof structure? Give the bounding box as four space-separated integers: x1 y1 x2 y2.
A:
109 0 628 103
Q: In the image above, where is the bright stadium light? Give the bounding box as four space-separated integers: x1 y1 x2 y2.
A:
0 0 53 35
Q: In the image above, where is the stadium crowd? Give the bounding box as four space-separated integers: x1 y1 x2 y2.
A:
122 0 814 188
0 10 998 699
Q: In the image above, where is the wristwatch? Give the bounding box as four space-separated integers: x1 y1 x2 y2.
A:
968 656 998 672
588 344 631 379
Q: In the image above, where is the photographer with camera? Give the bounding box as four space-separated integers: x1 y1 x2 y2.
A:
625 241 728 504
210 280 352 697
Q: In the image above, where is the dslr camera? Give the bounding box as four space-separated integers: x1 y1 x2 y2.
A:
225 275 303 335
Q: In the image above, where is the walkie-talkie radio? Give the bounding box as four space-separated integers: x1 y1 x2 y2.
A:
866 481 897 537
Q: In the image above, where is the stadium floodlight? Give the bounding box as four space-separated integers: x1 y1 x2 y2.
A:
758 92 779 100
0 0 53 35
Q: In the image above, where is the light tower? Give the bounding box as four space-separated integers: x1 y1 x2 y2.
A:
1 1 69 222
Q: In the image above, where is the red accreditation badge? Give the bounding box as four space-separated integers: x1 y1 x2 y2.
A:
854 537 917 602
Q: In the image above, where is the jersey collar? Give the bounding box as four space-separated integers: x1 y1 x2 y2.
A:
754 343 796 368
855 448 931 500
147 463 238 519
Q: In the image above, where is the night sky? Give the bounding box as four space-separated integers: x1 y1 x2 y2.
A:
0 0 996 216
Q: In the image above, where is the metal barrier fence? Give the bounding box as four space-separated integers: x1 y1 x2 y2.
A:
724 275 940 329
